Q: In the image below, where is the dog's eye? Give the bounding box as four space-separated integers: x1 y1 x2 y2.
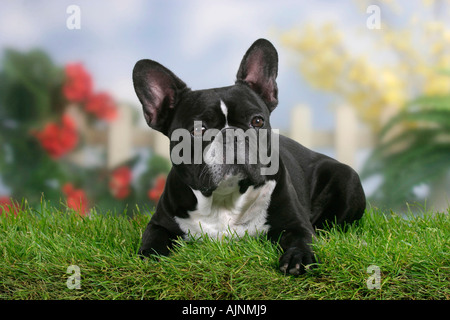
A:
250 116 264 128
191 126 206 136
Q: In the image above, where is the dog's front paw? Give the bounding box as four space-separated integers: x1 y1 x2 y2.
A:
279 246 317 276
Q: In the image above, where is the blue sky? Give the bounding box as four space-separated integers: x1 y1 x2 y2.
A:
1 1 443 131
0 0 377 130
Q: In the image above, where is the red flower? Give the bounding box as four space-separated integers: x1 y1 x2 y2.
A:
62 183 89 216
0 197 19 217
109 166 132 199
34 115 78 159
148 175 166 203
85 92 118 122
63 63 93 102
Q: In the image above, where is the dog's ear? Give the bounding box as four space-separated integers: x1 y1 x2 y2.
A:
236 39 278 112
133 59 187 135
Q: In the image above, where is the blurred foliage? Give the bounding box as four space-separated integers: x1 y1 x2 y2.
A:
0 49 66 124
0 49 170 215
280 1 450 132
362 86 450 208
0 49 67 205
280 1 450 209
138 154 171 191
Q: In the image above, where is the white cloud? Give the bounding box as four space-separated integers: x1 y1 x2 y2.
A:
0 1 50 49
177 0 357 59
179 0 272 58
0 0 371 130
80 0 149 39
0 0 149 49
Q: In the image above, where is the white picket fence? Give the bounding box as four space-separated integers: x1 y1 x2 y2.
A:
68 103 374 170
67 104 170 168
290 105 374 169
69 104 450 211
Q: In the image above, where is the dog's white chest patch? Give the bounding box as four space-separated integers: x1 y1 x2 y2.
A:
175 178 276 239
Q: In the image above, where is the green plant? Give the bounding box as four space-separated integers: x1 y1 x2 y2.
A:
362 83 450 209
280 2 450 132
0 203 448 299
0 48 170 214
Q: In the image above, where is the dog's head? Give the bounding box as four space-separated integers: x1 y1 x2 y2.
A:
133 39 279 195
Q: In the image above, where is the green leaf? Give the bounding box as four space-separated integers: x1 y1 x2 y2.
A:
363 89 450 208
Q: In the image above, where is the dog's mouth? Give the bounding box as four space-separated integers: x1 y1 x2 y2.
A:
203 162 265 192
197 166 263 197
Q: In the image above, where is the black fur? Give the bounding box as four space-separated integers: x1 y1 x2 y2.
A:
133 39 366 275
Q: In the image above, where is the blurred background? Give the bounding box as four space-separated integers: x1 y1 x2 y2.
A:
0 0 449 215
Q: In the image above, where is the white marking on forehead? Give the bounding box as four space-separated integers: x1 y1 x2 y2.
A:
220 100 229 128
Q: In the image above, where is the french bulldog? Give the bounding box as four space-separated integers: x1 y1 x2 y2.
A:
133 39 366 275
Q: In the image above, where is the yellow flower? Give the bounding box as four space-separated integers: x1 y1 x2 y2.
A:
423 74 450 95
422 0 435 7
280 5 450 133
431 42 444 55
380 70 406 106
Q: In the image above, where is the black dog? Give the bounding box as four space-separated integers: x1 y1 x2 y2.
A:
133 39 365 275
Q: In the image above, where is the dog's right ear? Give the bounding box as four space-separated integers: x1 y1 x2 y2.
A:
133 60 187 136
236 39 278 112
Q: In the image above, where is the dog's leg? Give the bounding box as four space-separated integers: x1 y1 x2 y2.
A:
138 222 175 258
276 227 317 276
267 175 318 276
309 159 366 230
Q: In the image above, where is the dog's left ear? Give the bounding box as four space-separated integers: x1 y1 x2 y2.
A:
236 38 278 112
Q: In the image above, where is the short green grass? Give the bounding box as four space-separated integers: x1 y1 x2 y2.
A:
0 202 449 300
